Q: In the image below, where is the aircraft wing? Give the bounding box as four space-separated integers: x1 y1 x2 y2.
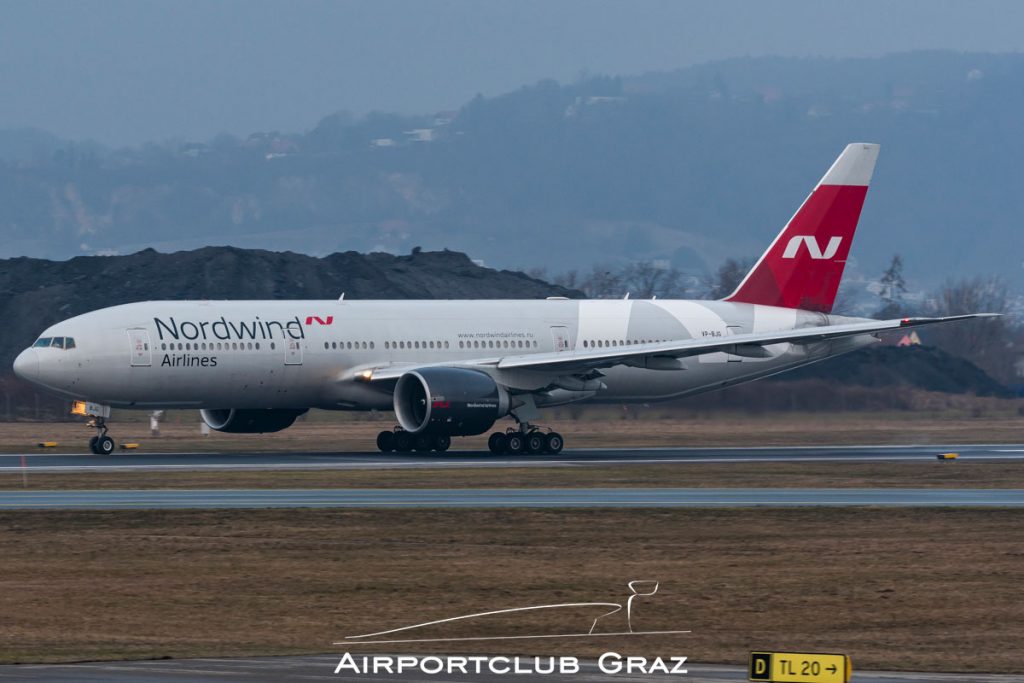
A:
365 314 997 381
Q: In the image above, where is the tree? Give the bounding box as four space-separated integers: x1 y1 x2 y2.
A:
579 264 624 298
622 261 686 299
703 258 754 299
923 276 1013 382
875 254 909 318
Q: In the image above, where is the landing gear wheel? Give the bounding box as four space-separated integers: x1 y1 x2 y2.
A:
376 431 395 452
544 432 564 455
525 432 546 454
413 434 433 452
488 432 507 455
394 432 414 453
88 436 99 455
506 433 525 454
95 435 115 456
433 435 451 453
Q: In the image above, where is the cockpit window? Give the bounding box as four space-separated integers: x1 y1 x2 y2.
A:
31 336 75 349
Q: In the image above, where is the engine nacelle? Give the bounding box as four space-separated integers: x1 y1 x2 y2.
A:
394 368 510 436
200 408 307 434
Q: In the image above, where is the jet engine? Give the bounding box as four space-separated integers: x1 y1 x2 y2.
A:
394 368 510 436
200 408 307 433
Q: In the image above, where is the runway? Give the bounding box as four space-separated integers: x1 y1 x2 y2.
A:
0 655 1016 682
0 487 1021 509
2 443 1023 473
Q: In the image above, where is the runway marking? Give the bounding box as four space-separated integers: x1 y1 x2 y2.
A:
1 488 1022 509
6 454 1024 474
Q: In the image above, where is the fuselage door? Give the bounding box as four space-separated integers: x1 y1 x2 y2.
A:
550 326 571 352
285 339 303 365
128 328 152 367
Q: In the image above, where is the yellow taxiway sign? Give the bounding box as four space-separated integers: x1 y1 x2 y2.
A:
749 651 851 683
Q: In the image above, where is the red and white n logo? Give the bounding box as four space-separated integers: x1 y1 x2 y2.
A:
781 235 842 260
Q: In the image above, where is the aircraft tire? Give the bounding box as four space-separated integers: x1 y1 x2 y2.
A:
96 436 115 456
544 432 564 455
487 432 506 455
525 432 546 454
394 432 414 453
413 434 433 452
506 434 525 454
88 436 99 455
433 435 451 452
376 431 395 452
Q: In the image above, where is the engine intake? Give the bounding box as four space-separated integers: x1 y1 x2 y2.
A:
200 408 307 433
394 368 509 436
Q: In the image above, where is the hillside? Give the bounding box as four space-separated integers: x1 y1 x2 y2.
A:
1 51 1023 293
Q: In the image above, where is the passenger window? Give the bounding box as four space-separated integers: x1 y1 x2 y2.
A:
369 341 375 349
444 341 449 349
255 343 260 350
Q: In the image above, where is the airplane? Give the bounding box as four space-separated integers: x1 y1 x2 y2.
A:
12 143 996 456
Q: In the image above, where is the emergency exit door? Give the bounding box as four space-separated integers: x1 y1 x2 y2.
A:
550 326 571 352
127 329 152 366
285 339 303 365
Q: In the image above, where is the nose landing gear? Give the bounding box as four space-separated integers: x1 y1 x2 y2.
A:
87 417 116 455
72 401 116 455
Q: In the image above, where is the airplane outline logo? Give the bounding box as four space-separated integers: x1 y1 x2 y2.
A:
781 235 842 260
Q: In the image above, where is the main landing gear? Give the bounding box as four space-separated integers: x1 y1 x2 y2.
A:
87 416 116 455
376 428 451 453
487 426 563 455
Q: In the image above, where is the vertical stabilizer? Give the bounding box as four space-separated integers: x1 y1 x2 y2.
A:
725 143 880 313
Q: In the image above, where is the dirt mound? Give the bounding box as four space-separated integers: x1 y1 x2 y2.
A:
780 345 1011 397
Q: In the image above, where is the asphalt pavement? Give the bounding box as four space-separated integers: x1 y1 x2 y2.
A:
2 443 1022 473
0 655 1014 682
0 487 1021 509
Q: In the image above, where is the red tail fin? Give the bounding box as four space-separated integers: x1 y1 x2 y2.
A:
725 143 879 313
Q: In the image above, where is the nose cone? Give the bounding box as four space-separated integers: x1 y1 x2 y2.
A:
13 349 39 383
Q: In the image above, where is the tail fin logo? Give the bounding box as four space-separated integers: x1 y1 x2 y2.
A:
781 235 842 260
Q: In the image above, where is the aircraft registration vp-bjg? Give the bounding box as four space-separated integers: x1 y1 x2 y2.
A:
13 143 994 455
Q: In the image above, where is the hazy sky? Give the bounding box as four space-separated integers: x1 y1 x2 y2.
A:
3 0 1024 145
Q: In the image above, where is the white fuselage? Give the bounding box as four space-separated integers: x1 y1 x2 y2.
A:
14 298 874 411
